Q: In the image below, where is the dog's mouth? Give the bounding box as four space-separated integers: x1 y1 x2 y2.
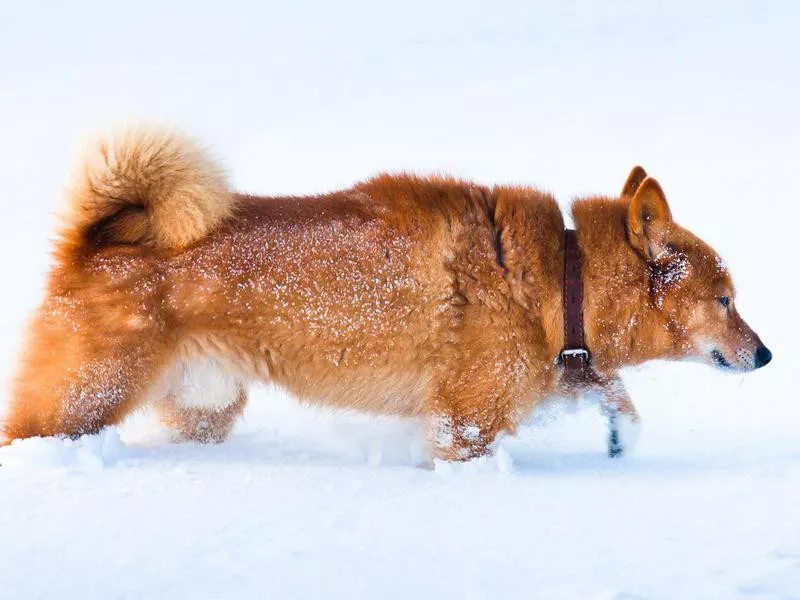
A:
711 349 733 370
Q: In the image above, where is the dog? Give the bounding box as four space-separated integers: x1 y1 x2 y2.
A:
1 127 771 461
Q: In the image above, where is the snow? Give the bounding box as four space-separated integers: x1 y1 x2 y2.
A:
1 1 799 599
2 386 799 599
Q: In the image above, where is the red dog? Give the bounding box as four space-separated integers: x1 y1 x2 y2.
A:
3 127 771 461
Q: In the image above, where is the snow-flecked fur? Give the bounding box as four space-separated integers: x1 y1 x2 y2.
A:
2 144 770 460
63 127 235 251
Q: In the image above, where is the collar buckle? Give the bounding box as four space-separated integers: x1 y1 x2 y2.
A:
561 348 589 360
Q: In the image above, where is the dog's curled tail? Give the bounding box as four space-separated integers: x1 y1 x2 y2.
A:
61 126 235 252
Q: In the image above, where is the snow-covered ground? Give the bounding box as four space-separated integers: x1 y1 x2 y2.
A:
1 2 799 598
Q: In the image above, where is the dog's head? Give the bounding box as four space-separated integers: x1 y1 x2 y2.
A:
621 167 771 372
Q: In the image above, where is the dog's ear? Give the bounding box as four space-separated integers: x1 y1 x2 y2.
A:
627 177 672 260
620 166 648 199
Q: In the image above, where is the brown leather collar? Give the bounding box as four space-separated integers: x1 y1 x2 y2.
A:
561 229 592 375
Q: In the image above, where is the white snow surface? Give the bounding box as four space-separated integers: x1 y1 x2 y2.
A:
1 2 799 599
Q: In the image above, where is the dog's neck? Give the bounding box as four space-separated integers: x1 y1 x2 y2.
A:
570 198 683 373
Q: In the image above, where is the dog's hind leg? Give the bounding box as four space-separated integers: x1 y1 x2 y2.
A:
598 374 641 458
154 358 248 443
3 305 170 442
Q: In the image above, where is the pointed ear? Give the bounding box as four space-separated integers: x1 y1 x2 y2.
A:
627 177 673 260
620 166 648 199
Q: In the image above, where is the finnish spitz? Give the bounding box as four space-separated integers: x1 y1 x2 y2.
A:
2 128 771 461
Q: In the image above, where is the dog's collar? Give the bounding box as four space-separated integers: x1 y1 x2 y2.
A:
561 229 592 376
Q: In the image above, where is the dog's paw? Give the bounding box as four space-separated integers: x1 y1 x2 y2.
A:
608 413 641 458
433 446 514 474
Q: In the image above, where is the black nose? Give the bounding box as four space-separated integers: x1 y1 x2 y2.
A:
755 345 772 368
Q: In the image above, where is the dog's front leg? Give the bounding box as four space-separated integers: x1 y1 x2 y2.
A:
597 374 641 458
425 369 519 463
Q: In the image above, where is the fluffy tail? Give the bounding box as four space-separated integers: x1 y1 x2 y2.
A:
61 126 236 252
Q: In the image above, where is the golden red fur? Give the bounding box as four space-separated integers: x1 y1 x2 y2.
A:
1 127 771 460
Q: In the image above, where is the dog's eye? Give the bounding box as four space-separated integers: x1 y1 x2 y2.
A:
719 296 730 308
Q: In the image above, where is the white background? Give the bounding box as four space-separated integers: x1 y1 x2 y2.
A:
1 2 798 598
